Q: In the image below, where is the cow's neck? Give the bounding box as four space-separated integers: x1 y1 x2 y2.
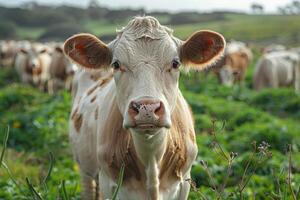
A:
130 129 168 199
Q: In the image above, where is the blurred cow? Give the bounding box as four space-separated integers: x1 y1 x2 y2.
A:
0 40 18 67
47 45 78 94
15 42 51 90
253 50 300 92
212 41 253 86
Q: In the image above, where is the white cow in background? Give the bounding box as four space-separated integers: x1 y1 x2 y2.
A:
253 50 300 92
15 42 51 90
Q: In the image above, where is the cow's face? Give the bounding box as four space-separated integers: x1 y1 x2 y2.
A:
64 17 225 133
21 47 47 83
219 52 249 86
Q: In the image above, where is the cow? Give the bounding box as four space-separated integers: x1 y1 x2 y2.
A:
253 50 300 92
48 45 78 94
14 42 51 90
64 16 225 200
211 41 252 86
0 40 18 68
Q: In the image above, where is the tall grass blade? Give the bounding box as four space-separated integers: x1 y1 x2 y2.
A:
26 177 43 200
111 163 125 200
0 125 9 167
60 180 70 200
42 152 54 184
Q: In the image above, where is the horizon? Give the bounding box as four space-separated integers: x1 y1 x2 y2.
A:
0 0 294 13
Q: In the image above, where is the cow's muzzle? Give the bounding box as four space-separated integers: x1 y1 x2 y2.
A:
124 97 171 130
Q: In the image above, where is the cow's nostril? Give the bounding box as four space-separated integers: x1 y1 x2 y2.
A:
130 101 139 116
154 102 164 117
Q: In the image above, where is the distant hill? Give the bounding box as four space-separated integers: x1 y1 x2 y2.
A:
0 3 300 46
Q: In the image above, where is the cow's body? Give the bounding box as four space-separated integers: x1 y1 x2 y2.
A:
253 50 300 92
212 41 252 86
65 16 225 200
48 46 78 94
70 71 196 199
15 43 51 90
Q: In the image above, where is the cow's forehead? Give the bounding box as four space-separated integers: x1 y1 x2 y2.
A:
113 36 178 68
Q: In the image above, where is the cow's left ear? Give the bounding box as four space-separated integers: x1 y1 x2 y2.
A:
180 30 225 70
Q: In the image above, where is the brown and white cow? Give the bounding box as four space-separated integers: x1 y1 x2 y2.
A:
212 41 252 86
15 42 51 90
64 16 225 200
253 50 300 92
48 45 78 94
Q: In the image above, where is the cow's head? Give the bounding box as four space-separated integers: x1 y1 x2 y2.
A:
218 43 252 86
64 16 225 134
20 45 48 83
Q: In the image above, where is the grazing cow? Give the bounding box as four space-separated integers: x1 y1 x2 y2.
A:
253 50 300 92
48 45 78 94
15 43 51 90
212 41 252 86
0 40 17 67
64 16 225 200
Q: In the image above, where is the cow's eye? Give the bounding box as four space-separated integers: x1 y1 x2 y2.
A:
171 59 181 69
112 61 121 70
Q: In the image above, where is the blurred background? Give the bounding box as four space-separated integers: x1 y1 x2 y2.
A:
0 0 300 199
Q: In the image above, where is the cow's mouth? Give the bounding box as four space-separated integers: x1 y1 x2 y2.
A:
135 123 160 129
129 122 171 131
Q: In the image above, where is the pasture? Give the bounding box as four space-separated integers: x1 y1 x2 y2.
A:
0 13 300 199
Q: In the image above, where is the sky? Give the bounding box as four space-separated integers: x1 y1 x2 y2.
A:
0 0 294 13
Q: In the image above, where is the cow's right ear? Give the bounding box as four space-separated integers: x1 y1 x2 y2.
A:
63 34 112 69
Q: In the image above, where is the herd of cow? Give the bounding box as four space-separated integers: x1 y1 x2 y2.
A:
1 39 300 95
0 40 77 94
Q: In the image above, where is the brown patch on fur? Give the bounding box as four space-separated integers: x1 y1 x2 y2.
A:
95 107 99 120
90 96 97 103
159 97 194 180
90 74 101 82
98 75 113 87
87 84 98 96
73 113 83 132
99 98 145 183
187 105 196 143
71 107 79 119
